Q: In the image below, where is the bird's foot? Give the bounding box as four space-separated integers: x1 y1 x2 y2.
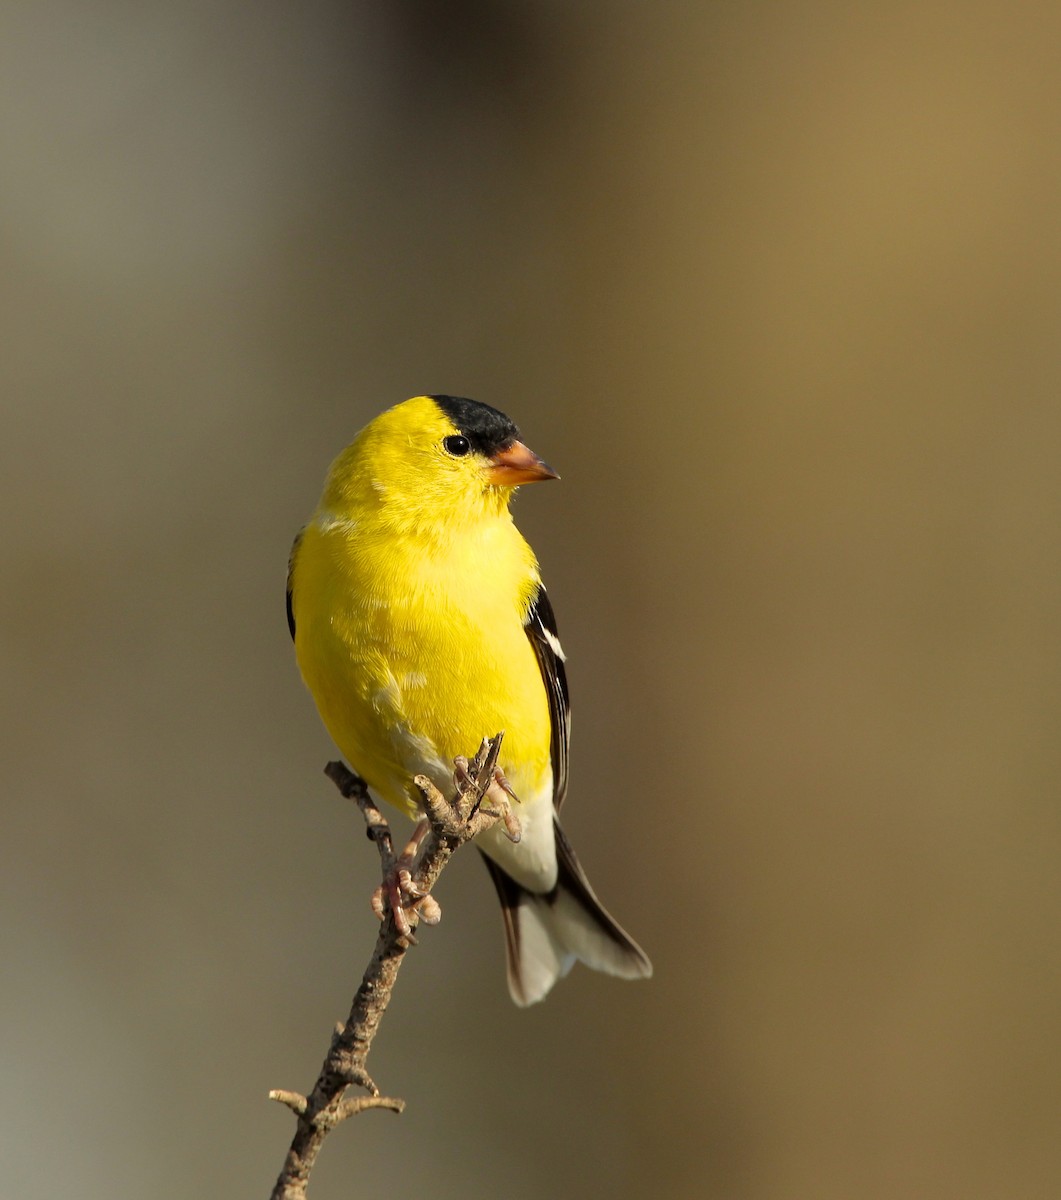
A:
369 818 441 936
484 770 523 843
453 757 522 843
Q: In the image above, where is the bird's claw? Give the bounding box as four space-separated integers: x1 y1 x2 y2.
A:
455 749 523 841
371 870 440 937
370 818 440 936
453 756 476 798
479 770 522 843
492 765 519 802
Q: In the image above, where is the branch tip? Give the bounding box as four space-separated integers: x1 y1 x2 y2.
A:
327 1096 405 1127
324 760 370 802
269 1090 309 1116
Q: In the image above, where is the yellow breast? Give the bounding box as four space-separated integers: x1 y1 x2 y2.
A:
291 506 552 818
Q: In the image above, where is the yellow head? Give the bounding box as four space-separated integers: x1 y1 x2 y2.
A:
320 395 557 536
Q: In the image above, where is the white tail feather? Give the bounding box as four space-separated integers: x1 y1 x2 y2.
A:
480 819 652 1006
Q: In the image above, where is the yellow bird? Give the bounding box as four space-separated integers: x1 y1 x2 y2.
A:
287 395 651 1004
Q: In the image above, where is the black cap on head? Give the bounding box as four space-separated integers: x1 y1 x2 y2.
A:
430 395 520 457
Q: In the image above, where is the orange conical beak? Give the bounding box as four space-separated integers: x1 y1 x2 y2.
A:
486 440 559 486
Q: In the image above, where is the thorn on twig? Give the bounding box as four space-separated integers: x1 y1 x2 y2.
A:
326 1096 405 1127
269 1090 309 1116
269 1089 403 1131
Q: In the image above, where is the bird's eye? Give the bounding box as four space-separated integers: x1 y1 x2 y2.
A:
443 435 471 457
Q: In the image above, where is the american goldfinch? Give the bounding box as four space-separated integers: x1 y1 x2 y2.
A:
286 395 651 1005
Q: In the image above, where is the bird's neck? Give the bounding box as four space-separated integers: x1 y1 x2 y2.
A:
319 481 522 560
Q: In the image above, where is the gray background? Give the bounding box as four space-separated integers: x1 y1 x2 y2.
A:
4 3 1060 1197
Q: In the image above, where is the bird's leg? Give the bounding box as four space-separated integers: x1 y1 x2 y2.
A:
370 818 441 936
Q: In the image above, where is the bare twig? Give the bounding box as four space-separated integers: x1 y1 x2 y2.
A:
268 733 515 1200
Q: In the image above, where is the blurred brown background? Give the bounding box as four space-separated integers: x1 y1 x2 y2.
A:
4 3 1060 1197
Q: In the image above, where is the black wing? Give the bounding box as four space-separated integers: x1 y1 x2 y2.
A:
524 582 571 811
286 529 304 641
